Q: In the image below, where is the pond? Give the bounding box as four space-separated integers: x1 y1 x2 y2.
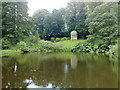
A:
2 52 118 88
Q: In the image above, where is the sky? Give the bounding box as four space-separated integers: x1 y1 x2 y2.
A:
27 0 70 16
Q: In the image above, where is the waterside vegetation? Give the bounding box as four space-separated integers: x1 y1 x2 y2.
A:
1 1 119 60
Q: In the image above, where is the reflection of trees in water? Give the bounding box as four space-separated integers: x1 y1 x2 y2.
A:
2 53 118 88
2 58 29 88
76 53 118 88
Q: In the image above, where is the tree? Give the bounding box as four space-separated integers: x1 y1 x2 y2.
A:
65 2 89 39
85 2 103 12
32 9 50 39
86 2 118 50
33 9 65 40
2 1 32 48
43 9 65 40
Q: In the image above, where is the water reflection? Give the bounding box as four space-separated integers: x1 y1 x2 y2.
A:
71 54 78 69
2 52 118 88
64 64 68 73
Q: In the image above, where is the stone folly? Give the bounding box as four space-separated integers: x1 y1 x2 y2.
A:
71 31 77 40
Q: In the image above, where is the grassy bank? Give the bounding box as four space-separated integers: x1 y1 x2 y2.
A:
2 50 22 57
56 39 86 51
1 39 86 56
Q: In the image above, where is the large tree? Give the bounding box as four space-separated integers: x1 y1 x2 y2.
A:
65 2 89 39
32 9 50 39
43 9 65 40
2 1 32 48
33 9 65 40
86 2 118 50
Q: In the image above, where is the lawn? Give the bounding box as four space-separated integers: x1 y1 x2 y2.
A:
2 50 22 57
1 39 86 56
56 39 86 51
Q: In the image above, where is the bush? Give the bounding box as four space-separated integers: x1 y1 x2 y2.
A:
61 37 69 41
109 43 118 59
51 37 55 42
14 40 62 53
54 37 70 42
20 47 30 53
71 41 106 53
71 42 93 53
72 39 118 59
23 32 40 46
55 38 61 42
2 38 11 49
17 41 27 49
38 40 61 51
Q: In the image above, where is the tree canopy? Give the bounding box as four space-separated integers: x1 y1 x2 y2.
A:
86 2 118 50
2 1 33 48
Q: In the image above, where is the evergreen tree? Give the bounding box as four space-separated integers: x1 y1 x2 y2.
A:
2 1 32 48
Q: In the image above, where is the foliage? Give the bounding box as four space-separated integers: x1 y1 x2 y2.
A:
38 40 62 51
57 40 85 51
109 42 118 59
23 31 40 46
2 1 119 59
72 41 106 53
2 50 22 57
50 37 55 42
33 9 65 40
2 39 85 56
85 2 118 50
17 41 26 49
71 2 118 58
19 40 62 53
32 9 50 39
61 37 69 41
52 37 69 42
65 2 89 39
2 37 11 49
55 38 61 42
32 3 90 40
72 39 118 57
51 37 69 42
2 1 34 48
72 42 90 53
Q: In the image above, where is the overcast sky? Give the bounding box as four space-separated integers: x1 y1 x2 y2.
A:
27 0 69 16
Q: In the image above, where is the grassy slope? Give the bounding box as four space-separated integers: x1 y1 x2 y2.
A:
56 39 86 51
1 50 22 57
1 39 86 56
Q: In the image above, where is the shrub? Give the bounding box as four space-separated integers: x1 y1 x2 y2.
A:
109 43 118 59
20 47 30 53
71 41 105 53
23 32 40 45
2 38 11 49
55 37 70 42
55 38 61 42
51 37 55 42
17 41 27 49
61 37 69 41
38 40 62 51
71 42 93 53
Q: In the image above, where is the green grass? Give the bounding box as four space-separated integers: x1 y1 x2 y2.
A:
56 39 86 51
1 50 22 57
1 39 86 56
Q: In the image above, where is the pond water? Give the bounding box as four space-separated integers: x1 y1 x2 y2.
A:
2 52 118 88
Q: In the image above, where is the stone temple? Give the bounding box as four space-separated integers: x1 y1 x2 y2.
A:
71 31 77 40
